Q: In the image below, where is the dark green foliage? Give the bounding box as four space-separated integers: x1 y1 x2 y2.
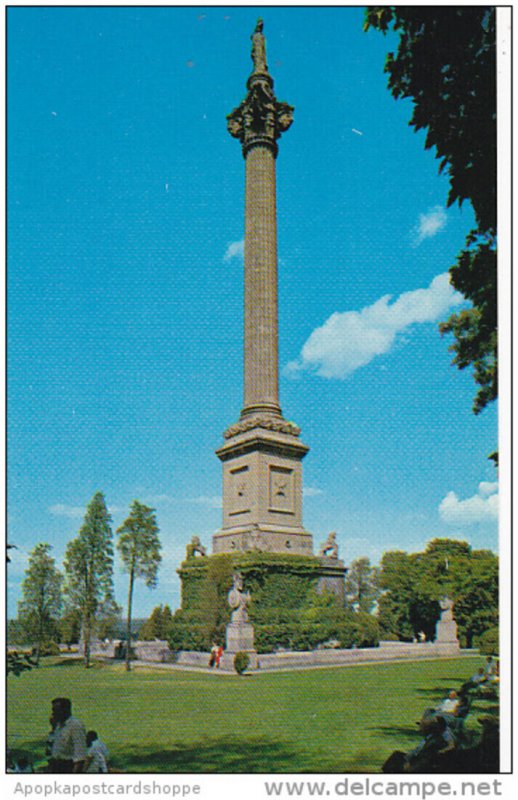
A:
475 627 499 655
233 652 250 675
140 604 178 642
95 598 123 641
58 608 82 646
117 500 162 671
36 641 61 657
345 557 380 613
63 492 114 668
365 7 497 415
17 543 63 663
172 553 378 653
378 539 498 646
7 650 36 676
352 612 380 648
7 619 26 647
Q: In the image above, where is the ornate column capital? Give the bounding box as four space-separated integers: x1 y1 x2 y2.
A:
227 20 294 157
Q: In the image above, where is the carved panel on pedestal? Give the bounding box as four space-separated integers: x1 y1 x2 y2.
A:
229 465 250 516
269 465 294 514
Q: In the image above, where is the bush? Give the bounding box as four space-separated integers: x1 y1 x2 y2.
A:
476 627 499 655
7 651 36 676
379 631 399 642
352 613 380 648
234 651 250 675
35 641 61 657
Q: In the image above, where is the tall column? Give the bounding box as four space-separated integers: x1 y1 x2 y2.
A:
214 20 313 557
226 19 294 419
244 144 280 415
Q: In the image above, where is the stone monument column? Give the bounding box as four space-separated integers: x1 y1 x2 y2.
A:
213 20 313 556
228 19 294 418
243 142 280 416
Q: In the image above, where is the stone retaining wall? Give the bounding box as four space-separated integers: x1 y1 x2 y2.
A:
174 640 462 672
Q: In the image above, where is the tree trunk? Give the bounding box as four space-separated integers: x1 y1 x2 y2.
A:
125 568 135 672
84 612 91 669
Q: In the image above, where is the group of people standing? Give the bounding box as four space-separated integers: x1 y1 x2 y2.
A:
209 643 224 668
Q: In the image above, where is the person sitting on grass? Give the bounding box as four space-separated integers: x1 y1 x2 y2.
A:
437 690 460 715
404 714 455 773
14 756 34 774
469 667 487 688
84 731 109 774
484 656 498 683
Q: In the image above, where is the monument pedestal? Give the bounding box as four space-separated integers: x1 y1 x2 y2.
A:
434 598 460 650
317 557 347 604
226 621 255 652
435 620 459 644
224 624 258 670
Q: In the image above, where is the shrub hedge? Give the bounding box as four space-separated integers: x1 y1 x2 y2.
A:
475 627 499 655
168 552 380 654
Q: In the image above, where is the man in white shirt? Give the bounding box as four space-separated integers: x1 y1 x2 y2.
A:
49 697 87 773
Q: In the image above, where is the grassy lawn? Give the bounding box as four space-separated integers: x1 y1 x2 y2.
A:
7 655 493 773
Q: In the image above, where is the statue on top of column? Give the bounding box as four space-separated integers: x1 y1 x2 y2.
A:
251 19 268 74
227 20 294 155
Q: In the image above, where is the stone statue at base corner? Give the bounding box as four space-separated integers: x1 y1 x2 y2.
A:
186 536 207 559
319 531 339 559
439 596 454 622
227 571 251 623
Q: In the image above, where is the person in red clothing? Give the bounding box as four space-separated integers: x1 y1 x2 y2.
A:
215 644 224 668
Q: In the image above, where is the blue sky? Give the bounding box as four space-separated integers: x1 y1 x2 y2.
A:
7 6 498 620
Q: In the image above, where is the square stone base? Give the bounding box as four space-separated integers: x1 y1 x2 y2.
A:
226 621 255 653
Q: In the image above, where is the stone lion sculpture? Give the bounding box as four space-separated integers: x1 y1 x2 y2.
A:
319 531 339 559
186 536 207 559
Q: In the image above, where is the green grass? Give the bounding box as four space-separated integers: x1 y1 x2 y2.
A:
7 656 491 773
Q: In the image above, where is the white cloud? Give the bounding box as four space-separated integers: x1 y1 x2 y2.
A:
223 240 244 261
414 205 447 244
141 494 176 505
303 486 324 497
439 482 499 526
286 272 463 379
478 482 499 498
48 504 85 519
48 503 126 519
186 495 223 509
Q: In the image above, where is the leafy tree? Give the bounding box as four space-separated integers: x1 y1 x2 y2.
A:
452 550 498 647
345 557 380 613
139 604 174 641
96 597 124 640
377 551 417 640
117 501 161 671
378 539 498 645
139 605 163 641
58 608 82 648
17 543 63 664
7 618 26 647
64 492 114 668
365 7 496 416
